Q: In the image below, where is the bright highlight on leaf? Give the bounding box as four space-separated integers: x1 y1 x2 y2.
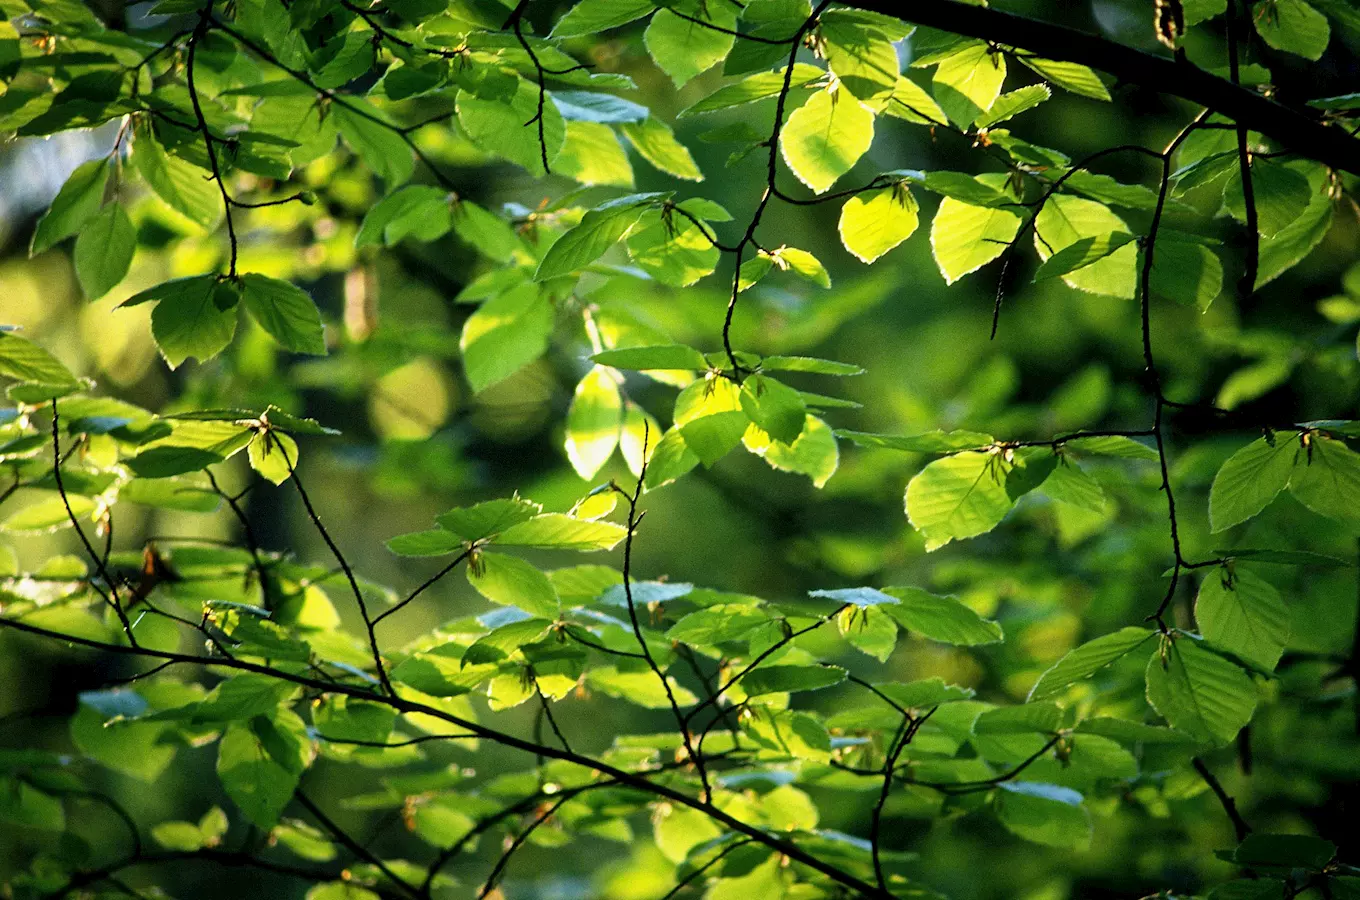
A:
780 87 875 194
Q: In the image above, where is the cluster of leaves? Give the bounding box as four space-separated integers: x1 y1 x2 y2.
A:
2 0 1360 899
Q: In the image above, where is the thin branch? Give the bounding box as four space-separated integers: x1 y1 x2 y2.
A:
905 733 1063 794
1192 757 1252 841
869 710 931 892
371 548 473 628
503 0 552 175
721 2 831 373
847 0 1360 176
49 402 135 643
211 18 460 191
681 603 849 730
0 615 890 899
476 793 573 899
276 438 394 696
613 423 709 801
657 839 756 899
186 9 239 276
295 790 422 900
1225 0 1260 297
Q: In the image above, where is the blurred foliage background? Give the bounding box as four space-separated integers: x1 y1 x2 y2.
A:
1 1 1359 898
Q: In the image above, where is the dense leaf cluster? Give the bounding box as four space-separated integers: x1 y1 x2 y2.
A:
1 0 1360 898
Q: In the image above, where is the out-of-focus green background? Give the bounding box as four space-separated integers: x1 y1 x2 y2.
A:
2 1 1359 897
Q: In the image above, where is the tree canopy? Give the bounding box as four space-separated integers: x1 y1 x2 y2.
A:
1 0 1359 898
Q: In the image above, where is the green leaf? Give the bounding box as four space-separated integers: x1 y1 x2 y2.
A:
1028 627 1156 701
247 431 297 486
770 246 830 288
1208 436 1297 532
550 0 655 38
467 552 561 618
678 64 824 117
1256 179 1334 288
535 193 663 280
1195 569 1289 671
837 606 898 661
739 375 806 445
1173 151 1239 196
1145 637 1257 745
1031 232 1135 282
494 513 626 551
744 414 839 487
386 529 465 557
450 200 522 262
460 283 554 392
124 446 225 479
1033 196 1137 297
551 91 649 124
1039 459 1105 512
217 711 312 829
1062 170 1161 209
456 80 566 176
995 782 1092 850
73 204 135 299
332 104 413 186
1063 434 1159 460
643 427 700 490
619 116 703 181
838 428 993 452
1253 0 1330 59
932 43 1006 126
880 587 1003 645
655 809 727 867
973 703 1063 734
151 821 211 851
667 603 770 645
307 884 381 900
905 451 1013 550
1224 158 1313 237
70 689 178 781
644 6 735 88
565 366 622 479
975 84 1050 129
681 410 749 466
31 158 109 254
119 476 221 512
1232 833 1336 869
629 204 723 287
1150 231 1224 310
807 586 899 608
930 191 1021 284
838 185 919 263
591 344 707 370
354 185 452 247
1017 57 1110 100
437 498 542 541
587 666 697 708
554 121 635 188
133 131 222 227
780 86 875 194
760 356 864 376
239 274 326 356
876 678 976 708
819 11 899 101
674 376 746 466
0 332 78 386
740 664 846 696
125 275 239 370
880 75 950 125
1289 435 1360 524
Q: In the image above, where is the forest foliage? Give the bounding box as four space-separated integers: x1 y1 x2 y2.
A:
1 0 1360 898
